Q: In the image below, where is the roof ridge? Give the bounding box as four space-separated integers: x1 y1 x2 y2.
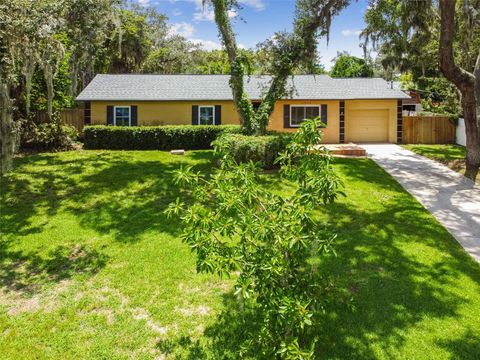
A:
77 73 409 101
95 73 330 77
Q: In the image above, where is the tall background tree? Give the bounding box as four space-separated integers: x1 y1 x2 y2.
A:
361 0 480 180
1 0 200 174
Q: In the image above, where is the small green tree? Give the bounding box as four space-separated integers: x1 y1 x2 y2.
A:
330 52 374 78
165 118 344 358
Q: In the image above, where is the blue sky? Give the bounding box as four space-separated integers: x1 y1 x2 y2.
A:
136 0 370 70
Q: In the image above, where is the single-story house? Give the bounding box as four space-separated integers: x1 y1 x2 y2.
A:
76 74 409 143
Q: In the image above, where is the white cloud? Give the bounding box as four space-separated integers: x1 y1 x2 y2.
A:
171 0 265 11
169 22 195 37
239 0 265 11
182 0 261 22
190 38 222 51
137 0 150 7
341 29 362 37
193 7 237 22
193 9 215 21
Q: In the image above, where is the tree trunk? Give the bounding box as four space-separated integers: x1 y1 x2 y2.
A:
474 51 480 178
211 0 256 134
0 78 17 175
439 0 480 181
462 89 480 180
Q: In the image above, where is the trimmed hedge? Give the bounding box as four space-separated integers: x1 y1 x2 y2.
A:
213 133 292 169
83 125 242 150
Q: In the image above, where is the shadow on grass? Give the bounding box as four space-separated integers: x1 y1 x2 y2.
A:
157 293 263 359
0 242 107 295
1 151 214 242
437 330 480 359
0 150 213 295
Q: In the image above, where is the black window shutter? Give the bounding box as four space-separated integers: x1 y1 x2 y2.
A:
215 105 221 125
321 104 328 125
283 104 290 128
131 105 138 126
107 105 114 125
192 105 199 125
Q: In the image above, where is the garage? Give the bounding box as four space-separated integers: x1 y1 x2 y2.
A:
345 109 389 143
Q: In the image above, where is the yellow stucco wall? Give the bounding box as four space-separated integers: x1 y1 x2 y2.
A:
90 99 399 144
90 101 240 126
344 99 398 143
267 100 340 143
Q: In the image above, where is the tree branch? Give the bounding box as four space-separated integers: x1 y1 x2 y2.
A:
211 0 256 133
210 0 350 134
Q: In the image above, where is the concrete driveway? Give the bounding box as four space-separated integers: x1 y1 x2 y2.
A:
361 144 480 262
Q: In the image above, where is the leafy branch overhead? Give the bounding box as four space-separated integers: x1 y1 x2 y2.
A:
207 0 351 135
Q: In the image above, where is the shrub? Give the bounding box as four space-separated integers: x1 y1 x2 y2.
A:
165 118 344 358
21 112 78 151
83 125 241 150
213 132 292 169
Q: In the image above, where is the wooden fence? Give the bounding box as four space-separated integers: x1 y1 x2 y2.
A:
402 116 456 144
35 108 84 132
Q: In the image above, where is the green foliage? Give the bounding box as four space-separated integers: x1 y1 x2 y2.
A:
165 118 344 358
20 112 78 151
417 77 461 118
105 9 152 73
30 51 75 113
83 125 241 150
361 0 479 119
212 133 292 169
330 53 374 78
361 0 437 77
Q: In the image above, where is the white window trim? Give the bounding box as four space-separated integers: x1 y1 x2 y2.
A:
199 105 216 125
289 105 321 127
114 106 131 126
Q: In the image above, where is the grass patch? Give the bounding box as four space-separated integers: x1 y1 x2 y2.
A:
1 150 479 359
402 144 465 161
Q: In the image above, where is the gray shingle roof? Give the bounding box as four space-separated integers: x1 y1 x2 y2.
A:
76 74 409 101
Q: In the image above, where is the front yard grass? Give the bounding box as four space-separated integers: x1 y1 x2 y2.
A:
1 150 479 359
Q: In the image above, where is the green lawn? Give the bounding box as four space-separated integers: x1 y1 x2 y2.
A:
402 144 466 161
1 150 479 359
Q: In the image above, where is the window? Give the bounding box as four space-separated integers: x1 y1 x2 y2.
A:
199 106 215 125
290 106 320 127
114 106 131 126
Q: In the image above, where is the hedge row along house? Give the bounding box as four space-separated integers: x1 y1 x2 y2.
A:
76 74 409 143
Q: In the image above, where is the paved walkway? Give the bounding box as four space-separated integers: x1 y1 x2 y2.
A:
361 144 480 262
